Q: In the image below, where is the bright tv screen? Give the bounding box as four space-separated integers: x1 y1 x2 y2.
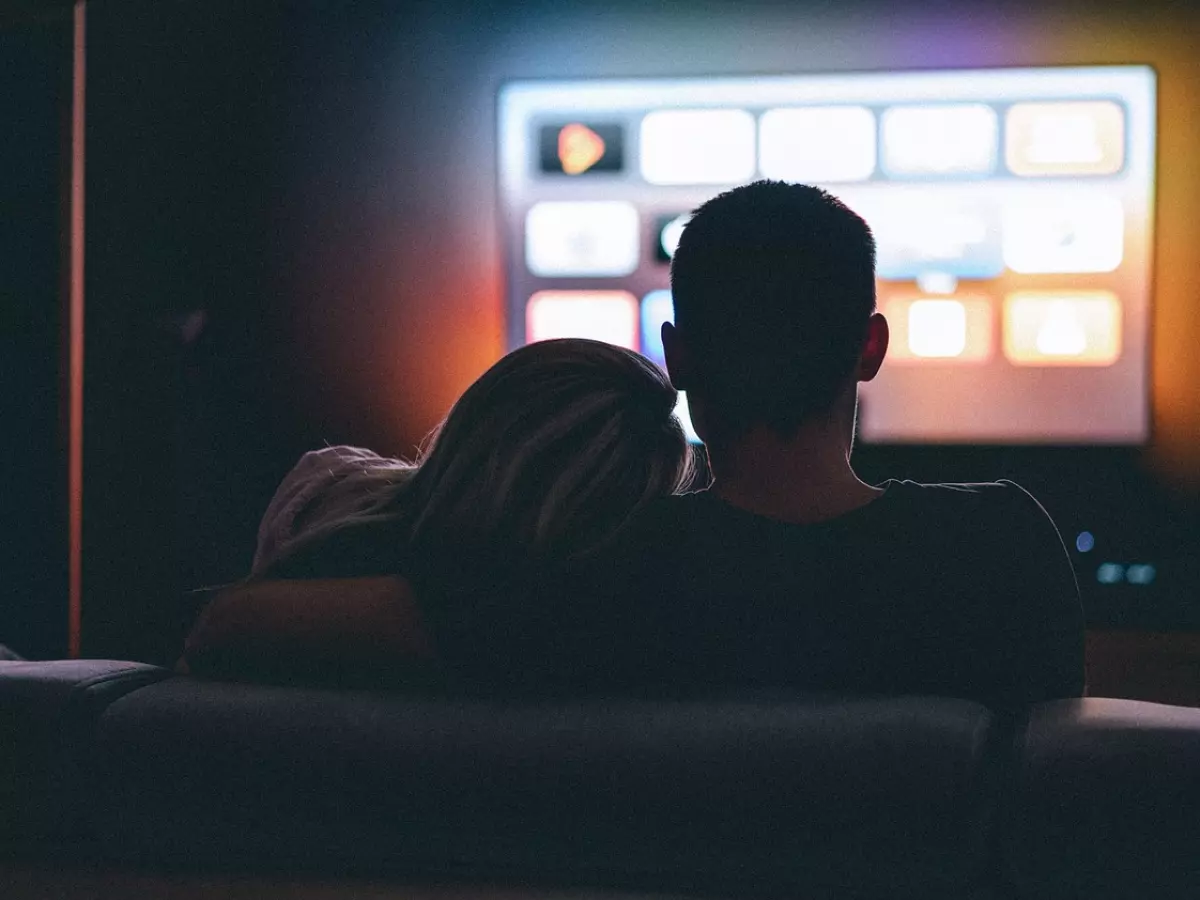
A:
498 65 1156 444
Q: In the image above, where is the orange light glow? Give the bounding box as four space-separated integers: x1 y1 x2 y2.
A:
68 0 86 659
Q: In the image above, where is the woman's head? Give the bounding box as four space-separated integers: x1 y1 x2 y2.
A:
403 338 693 561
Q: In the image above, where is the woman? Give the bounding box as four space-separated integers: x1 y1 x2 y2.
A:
184 339 695 687
255 338 695 578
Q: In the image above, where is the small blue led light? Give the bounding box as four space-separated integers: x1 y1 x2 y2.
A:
1076 531 1095 553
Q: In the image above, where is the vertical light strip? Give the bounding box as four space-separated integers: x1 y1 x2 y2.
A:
68 0 86 659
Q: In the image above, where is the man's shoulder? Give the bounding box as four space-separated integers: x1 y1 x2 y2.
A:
599 480 1053 563
649 480 1042 525
880 478 1049 520
883 477 1030 498
877 480 1069 570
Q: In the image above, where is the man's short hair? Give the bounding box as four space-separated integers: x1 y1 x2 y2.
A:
670 180 877 438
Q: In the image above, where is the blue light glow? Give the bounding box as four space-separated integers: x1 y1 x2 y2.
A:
1125 564 1156 585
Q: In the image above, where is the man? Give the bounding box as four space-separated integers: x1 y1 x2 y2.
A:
535 180 1085 711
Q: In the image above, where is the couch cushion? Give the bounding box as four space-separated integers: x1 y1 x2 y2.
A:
92 678 998 897
1005 698 1200 900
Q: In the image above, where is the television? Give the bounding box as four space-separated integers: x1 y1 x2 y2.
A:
497 65 1156 446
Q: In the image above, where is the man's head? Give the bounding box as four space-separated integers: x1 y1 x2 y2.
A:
665 180 888 443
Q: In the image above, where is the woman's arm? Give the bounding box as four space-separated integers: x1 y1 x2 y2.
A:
181 576 434 682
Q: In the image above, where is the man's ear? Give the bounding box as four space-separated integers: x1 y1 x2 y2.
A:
661 321 691 390
856 313 889 382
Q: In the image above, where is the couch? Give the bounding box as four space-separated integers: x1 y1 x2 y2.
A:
1 658 1199 900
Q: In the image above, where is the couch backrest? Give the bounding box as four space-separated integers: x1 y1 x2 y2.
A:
88 677 998 898
5 662 1200 899
1005 697 1200 900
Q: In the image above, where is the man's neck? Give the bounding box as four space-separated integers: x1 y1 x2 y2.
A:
705 421 883 524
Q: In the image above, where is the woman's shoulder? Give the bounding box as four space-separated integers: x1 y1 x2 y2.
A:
285 445 414 485
262 516 413 579
254 445 415 576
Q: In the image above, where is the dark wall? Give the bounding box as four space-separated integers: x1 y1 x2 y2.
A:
82 0 292 659
77 0 1200 662
0 14 71 659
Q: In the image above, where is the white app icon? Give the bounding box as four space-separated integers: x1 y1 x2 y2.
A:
758 106 877 182
853 192 1001 280
1035 302 1088 356
1005 100 1125 176
881 104 998 176
907 300 967 358
883 295 993 364
1004 292 1121 366
640 109 757 185
526 291 639 349
1027 113 1104 165
525 201 639 277
1002 194 1124 274
659 214 689 259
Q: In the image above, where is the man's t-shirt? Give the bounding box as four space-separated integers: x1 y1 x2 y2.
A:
427 480 1085 711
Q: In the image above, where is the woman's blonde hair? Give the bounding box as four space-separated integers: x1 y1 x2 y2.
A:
342 338 693 564
406 338 693 560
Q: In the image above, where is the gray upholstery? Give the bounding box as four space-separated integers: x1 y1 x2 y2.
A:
1006 698 1200 900
0 660 171 844
90 679 998 897
3 662 1200 899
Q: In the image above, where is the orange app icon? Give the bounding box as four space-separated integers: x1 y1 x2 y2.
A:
1006 101 1125 177
558 123 606 175
1003 291 1121 366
